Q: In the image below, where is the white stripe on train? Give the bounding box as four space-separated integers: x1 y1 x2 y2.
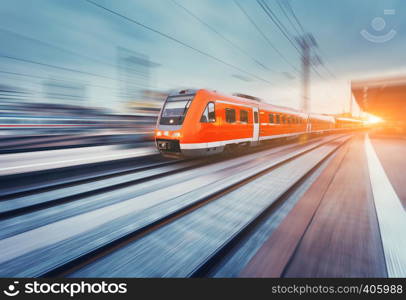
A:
179 129 345 150
180 137 252 150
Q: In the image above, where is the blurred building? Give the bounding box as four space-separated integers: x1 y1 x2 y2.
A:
0 84 30 102
43 79 87 103
127 89 166 117
117 47 160 104
352 76 406 134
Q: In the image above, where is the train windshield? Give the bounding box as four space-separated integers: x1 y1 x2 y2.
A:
160 95 194 125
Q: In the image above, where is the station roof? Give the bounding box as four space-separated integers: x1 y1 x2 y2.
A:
352 75 406 121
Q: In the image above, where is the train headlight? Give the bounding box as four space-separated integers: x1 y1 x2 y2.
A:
156 131 162 137
172 132 181 138
164 131 169 136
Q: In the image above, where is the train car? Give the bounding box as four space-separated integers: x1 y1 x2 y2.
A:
308 113 336 132
335 117 364 129
258 101 308 142
155 89 339 157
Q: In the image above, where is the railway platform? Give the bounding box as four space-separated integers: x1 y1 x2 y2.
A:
241 133 405 277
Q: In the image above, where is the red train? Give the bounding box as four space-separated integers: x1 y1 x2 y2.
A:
155 89 362 157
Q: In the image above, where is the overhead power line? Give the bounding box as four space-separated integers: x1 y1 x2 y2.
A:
0 70 121 91
257 0 301 54
0 54 152 89
0 27 148 79
0 54 117 81
276 0 302 37
258 0 327 82
279 0 337 79
233 0 300 74
84 0 274 86
171 0 273 72
283 0 306 34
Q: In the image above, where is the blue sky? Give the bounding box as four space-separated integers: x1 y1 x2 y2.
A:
0 0 405 114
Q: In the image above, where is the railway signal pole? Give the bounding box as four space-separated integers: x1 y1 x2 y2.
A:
296 34 318 113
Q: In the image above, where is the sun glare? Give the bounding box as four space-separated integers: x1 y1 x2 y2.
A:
364 114 383 125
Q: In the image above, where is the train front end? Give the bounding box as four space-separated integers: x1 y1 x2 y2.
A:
155 90 196 157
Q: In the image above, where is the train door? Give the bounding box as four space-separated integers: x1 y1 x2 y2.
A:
252 107 259 145
306 116 312 132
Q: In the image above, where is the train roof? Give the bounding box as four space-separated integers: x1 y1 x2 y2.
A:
261 102 307 117
169 89 340 120
168 89 199 97
205 90 307 117
308 113 335 122
335 117 363 123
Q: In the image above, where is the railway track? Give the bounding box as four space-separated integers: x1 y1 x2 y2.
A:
0 148 161 198
0 158 199 218
0 133 327 200
0 133 352 277
0 140 294 217
67 135 351 278
0 137 324 240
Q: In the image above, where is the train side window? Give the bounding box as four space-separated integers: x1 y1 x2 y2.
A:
282 115 286 124
240 110 248 123
225 108 236 123
254 111 259 123
276 114 280 124
200 102 216 123
269 114 274 123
